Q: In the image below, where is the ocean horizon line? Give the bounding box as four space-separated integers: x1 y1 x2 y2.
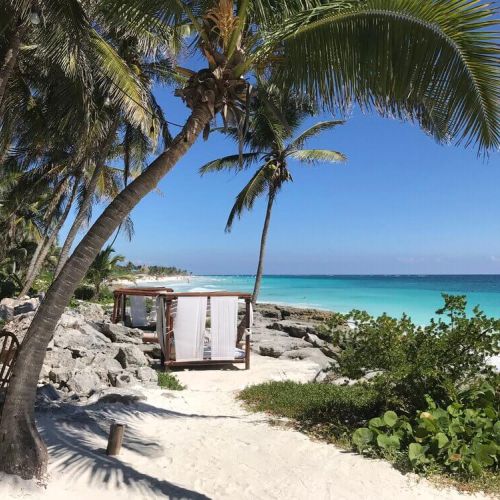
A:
192 273 500 277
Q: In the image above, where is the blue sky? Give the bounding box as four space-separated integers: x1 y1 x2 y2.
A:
63 56 500 276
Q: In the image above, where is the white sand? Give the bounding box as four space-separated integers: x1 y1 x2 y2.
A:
0 355 491 500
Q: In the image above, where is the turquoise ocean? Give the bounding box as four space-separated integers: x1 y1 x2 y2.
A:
144 274 500 325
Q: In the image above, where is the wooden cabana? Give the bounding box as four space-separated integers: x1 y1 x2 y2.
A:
111 287 173 325
157 291 252 370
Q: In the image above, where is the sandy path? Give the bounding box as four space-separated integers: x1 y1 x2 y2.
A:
0 355 489 500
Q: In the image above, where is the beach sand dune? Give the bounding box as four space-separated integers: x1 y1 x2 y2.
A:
0 355 488 500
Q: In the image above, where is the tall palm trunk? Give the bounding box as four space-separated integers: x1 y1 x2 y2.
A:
236 188 275 343
19 180 79 296
20 180 69 292
53 166 100 278
252 188 275 306
0 25 25 112
0 102 212 479
54 121 120 277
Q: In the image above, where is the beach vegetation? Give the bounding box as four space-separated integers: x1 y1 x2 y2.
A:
157 371 185 391
84 246 124 299
239 381 382 434
241 296 500 487
1 0 500 481
322 294 499 414
74 284 97 302
353 383 499 477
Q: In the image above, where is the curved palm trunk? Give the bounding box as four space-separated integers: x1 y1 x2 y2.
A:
21 180 69 290
252 189 275 306
54 165 102 278
55 121 120 277
19 188 78 297
0 103 212 479
0 26 25 112
19 180 79 297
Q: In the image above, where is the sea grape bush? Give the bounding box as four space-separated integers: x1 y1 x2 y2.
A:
352 383 499 476
320 294 500 413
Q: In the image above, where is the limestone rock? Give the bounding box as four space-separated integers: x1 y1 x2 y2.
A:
66 369 104 396
115 345 148 368
53 325 110 353
114 371 140 388
255 334 311 358
135 366 158 384
1 311 35 343
280 347 333 371
73 301 106 323
0 298 15 321
13 297 40 316
270 320 318 339
97 322 143 344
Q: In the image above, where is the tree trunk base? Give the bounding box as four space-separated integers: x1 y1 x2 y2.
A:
0 412 48 480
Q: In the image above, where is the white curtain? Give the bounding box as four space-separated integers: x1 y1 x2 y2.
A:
173 297 207 361
130 296 147 327
156 296 166 355
210 296 238 360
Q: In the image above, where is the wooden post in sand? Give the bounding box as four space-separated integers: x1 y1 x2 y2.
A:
106 422 126 456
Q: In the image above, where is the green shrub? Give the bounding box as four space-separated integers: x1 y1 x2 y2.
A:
0 277 18 299
321 294 499 414
97 285 113 303
74 284 96 301
239 381 383 433
353 383 499 477
157 371 185 390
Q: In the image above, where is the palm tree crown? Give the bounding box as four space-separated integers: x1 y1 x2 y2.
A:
201 85 346 231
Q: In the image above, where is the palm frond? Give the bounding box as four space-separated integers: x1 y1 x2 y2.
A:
288 120 345 150
288 149 347 164
262 0 500 152
199 152 261 175
225 164 274 231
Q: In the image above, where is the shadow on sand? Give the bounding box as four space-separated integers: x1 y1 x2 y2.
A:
37 399 214 499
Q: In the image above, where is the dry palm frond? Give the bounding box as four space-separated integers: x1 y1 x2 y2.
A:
205 0 240 51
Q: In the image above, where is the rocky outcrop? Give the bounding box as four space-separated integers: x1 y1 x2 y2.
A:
1 300 159 400
251 304 341 375
0 296 40 322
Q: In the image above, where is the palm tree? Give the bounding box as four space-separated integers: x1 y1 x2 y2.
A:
85 246 124 298
1 0 499 480
201 85 346 305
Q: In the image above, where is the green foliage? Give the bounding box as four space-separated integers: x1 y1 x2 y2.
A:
239 381 382 435
85 246 124 298
0 276 20 300
353 383 499 477
96 286 114 303
74 285 96 301
321 294 500 413
157 371 185 391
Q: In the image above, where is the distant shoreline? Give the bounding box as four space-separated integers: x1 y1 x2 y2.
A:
108 274 193 289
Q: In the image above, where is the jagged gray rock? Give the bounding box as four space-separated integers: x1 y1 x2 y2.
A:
280 348 333 371
97 322 143 344
13 297 40 315
135 366 158 384
73 301 106 322
1 298 158 399
270 320 318 339
255 335 311 358
1 311 34 343
115 345 149 368
66 369 103 396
